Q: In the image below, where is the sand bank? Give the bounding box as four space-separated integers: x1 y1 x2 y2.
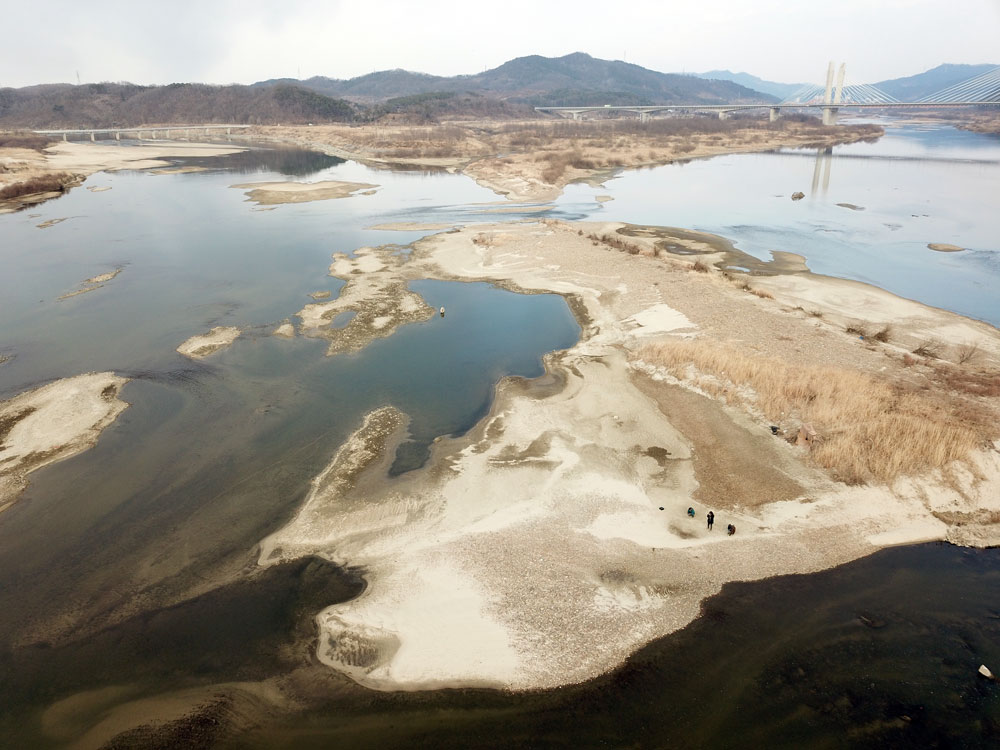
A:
43 141 245 174
176 326 241 358
231 180 378 206
248 120 882 203
296 247 434 355
260 220 1000 692
928 242 965 252
58 267 123 300
0 372 129 513
0 140 246 211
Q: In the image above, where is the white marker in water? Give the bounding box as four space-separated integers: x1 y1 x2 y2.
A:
440 307 446 317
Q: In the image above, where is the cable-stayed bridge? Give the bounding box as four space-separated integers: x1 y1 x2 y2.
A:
919 66 1000 103
536 63 999 124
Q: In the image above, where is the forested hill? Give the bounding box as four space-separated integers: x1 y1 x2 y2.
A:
256 52 777 106
0 83 356 128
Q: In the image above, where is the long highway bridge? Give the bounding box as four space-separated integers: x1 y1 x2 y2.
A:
536 62 1000 125
31 124 252 142
535 100 997 125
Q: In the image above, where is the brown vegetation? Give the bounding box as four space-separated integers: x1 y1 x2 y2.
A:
257 117 881 178
0 131 54 151
639 339 997 485
0 172 75 201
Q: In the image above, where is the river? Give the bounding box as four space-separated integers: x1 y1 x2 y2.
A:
0 121 997 747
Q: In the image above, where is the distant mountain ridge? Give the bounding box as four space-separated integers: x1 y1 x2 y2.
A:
874 63 999 101
3 56 996 129
255 53 777 105
691 70 806 100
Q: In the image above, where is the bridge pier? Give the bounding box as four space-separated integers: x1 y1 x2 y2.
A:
63 133 68 142
717 111 731 120
115 131 121 141
90 132 96 142
821 106 839 126
769 107 780 123
639 111 650 124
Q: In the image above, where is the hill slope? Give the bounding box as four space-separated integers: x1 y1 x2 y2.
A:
875 64 999 100
260 53 777 105
693 70 806 100
0 83 356 128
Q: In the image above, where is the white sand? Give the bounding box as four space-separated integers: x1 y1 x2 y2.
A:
231 180 378 205
259 220 1000 692
0 372 129 512
176 326 241 358
273 323 295 338
44 141 245 173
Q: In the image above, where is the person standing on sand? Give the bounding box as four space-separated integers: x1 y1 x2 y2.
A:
707 511 714 530
728 524 736 536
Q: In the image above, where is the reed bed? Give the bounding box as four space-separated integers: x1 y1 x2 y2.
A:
639 339 992 485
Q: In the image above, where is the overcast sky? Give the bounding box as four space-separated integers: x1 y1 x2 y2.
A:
4 0 999 89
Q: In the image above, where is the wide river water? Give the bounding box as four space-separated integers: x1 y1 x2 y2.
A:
0 121 998 747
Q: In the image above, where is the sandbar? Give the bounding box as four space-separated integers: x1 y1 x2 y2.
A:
0 372 129 513
176 326 241 358
296 247 433 355
928 242 965 252
58 267 123 300
261 219 1000 692
231 180 378 206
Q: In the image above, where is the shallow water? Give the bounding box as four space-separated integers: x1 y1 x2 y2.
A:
557 120 1000 326
0 145 579 671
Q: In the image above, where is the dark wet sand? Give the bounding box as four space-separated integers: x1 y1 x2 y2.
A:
3 543 996 748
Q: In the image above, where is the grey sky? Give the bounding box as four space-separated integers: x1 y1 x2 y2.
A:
5 0 999 89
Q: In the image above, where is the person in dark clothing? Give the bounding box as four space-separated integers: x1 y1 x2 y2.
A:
728 524 736 536
707 511 714 530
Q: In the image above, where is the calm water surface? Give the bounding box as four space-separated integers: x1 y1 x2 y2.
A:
559 119 1000 326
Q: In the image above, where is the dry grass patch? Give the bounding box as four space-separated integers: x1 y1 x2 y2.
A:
0 131 54 151
932 364 1000 398
0 173 76 201
639 339 995 485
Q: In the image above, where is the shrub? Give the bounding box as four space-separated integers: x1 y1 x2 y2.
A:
912 340 942 359
955 342 981 365
871 325 892 343
0 173 74 201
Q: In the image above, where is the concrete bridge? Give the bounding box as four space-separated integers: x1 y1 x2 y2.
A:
31 124 252 142
536 62 999 125
536 100 996 126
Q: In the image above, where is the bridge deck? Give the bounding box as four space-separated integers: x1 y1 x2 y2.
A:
535 102 995 113
32 125 252 136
